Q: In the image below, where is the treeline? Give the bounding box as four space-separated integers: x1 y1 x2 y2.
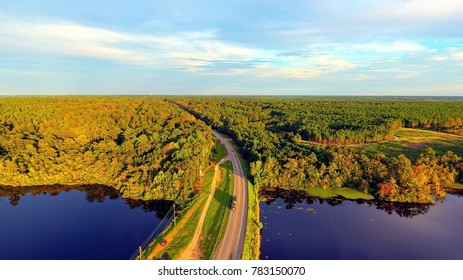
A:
252 148 461 203
171 97 463 203
280 98 463 144
0 97 213 201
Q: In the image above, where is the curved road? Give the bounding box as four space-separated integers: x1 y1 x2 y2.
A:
212 130 248 260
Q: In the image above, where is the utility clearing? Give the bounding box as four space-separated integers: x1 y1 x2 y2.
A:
356 128 463 161
179 157 229 260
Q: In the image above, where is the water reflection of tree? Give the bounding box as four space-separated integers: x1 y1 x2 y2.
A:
124 199 172 219
373 201 430 218
260 187 432 218
9 194 21 206
0 185 172 219
83 185 120 203
262 189 305 209
446 188 463 198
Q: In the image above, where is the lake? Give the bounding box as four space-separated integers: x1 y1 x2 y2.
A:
260 188 463 260
0 185 170 260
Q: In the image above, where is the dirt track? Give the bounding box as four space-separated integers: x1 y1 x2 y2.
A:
179 157 228 260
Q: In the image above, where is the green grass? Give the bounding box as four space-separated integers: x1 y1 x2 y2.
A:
213 138 228 163
242 180 261 260
238 156 251 178
196 166 216 193
199 161 233 259
451 183 463 190
305 187 374 200
142 194 207 260
356 128 463 162
393 128 445 138
228 138 250 176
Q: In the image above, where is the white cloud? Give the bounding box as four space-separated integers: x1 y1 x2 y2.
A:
0 17 361 80
393 73 416 79
257 54 356 80
361 0 463 23
397 0 463 20
0 18 147 64
203 64 322 79
353 0 463 35
256 65 322 79
273 28 322 37
362 41 424 52
431 55 449 61
336 41 425 53
450 50 463 62
310 55 356 70
195 53 356 80
0 17 254 70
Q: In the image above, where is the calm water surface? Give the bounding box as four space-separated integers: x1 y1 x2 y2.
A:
0 185 170 260
260 189 463 259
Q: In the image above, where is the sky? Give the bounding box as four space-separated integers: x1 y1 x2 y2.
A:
0 0 462 95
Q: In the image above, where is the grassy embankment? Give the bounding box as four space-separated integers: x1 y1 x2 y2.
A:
242 180 261 260
213 138 228 163
199 161 233 259
143 139 228 260
227 139 261 260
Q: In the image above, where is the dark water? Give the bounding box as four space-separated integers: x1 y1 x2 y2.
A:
0 185 170 260
260 188 463 260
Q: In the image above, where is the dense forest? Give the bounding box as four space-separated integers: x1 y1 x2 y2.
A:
1 96 462 204
171 97 463 204
0 97 213 201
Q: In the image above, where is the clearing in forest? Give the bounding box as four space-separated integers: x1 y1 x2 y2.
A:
356 128 463 161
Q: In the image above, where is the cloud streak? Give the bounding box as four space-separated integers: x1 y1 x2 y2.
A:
0 17 363 80
0 18 146 64
395 0 463 20
0 17 255 69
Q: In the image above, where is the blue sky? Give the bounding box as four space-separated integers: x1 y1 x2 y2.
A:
1 0 463 95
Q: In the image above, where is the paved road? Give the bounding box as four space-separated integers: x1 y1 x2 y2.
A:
212 130 248 260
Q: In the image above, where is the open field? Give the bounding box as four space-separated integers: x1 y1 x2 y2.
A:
305 187 374 200
355 128 463 161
